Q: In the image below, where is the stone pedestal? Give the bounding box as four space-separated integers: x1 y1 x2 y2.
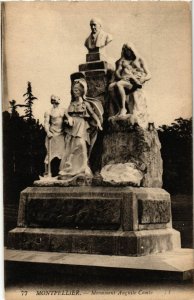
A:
76 52 110 107
8 186 180 256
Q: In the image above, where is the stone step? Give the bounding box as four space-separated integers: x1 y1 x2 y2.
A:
8 227 180 256
5 248 194 281
79 61 107 72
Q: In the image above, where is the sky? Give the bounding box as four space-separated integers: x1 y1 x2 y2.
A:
2 1 192 126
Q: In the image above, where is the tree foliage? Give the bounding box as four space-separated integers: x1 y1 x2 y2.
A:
158 117 192 194
23 81 37 121
9 99 27 118
4 83 45 205
3 110 46 204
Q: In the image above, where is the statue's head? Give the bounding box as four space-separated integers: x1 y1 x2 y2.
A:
90 17 102 34
50 95 60 105
122 43 137 61
71 79 87 100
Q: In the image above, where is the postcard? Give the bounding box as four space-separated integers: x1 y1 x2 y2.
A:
2 2 193 300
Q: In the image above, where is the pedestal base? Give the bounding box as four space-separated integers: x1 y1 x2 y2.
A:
7 186 181 256
8 227 180 256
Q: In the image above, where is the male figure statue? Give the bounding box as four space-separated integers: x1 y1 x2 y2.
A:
85 17 113 53
44 95 72 176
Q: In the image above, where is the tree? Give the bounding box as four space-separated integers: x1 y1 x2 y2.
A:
158 117 192 194
23 82 37 121
9 100 27 118
22 82 39 173
3 109 46 205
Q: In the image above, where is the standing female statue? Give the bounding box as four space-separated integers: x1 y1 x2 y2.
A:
58 78 103 181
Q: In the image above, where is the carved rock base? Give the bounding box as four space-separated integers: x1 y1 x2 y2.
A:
101 121 163 187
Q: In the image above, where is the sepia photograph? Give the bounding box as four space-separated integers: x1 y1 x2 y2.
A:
2 1 193 300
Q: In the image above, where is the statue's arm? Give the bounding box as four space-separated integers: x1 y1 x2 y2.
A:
44 111 53 138
115 60 123 80
85 102 103 131
139 58 151 83
63 109 74 127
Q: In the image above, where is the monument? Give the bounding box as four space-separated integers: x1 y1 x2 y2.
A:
7 19 182 262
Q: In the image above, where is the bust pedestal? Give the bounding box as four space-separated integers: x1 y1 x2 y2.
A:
73 51 112 107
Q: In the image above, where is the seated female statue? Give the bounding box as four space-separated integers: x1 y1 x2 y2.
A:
108 43 151 117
